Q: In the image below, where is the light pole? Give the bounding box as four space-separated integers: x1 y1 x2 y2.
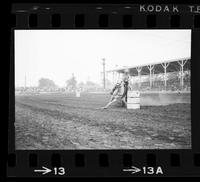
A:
102 58 106 90
24 75 26 90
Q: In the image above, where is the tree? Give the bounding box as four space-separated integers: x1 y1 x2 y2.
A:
77 82 85 91
66 74 77 92
84 81 101 91
38 78 57 88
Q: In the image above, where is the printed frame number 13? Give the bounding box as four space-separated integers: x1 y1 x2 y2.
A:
54 167 65 175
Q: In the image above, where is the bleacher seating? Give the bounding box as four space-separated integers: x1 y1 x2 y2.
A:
128 71 190 91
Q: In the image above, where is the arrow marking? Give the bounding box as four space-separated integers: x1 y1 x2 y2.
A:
123 166 141 174
34 166 52 175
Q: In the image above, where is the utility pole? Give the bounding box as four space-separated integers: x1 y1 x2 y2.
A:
102 58 106 90
24 75 26 89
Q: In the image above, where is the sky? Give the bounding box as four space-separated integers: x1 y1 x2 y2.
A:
15 30 191 87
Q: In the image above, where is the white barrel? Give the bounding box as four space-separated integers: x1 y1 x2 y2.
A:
127 91 140 109
127 90 140 97
76 91 80 97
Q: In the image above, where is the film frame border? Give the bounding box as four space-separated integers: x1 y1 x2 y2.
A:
8 3 200 177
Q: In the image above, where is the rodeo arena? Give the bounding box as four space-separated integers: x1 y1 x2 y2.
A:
15 57 191 150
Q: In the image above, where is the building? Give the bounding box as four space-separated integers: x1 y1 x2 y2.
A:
106 57 191 91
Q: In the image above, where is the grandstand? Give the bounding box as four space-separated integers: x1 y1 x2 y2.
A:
107 57 191 92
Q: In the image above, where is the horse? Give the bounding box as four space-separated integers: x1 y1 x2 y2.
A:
101 81 128 109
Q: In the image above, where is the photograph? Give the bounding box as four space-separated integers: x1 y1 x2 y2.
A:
15 29 191 150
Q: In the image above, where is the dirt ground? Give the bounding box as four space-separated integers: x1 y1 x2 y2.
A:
15 93 191 149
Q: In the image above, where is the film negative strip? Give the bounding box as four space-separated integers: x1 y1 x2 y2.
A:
8 3 200 178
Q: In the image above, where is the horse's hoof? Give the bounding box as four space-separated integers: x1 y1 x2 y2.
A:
101 107 107 109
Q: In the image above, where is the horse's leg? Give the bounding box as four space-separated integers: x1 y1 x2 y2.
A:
102 98 117 109
121 97 127 107
109 95 115 102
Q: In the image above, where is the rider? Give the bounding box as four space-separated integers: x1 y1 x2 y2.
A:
121 70 129 104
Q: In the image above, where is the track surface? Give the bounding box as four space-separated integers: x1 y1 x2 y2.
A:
15 93 191 149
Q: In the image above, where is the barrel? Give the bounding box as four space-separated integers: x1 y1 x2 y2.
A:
127 91 140 109
76 91 80 97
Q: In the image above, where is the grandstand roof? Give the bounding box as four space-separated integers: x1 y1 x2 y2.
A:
107 57 191 76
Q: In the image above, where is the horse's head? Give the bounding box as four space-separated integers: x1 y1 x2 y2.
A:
113 81 124 96
115 82 122 88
